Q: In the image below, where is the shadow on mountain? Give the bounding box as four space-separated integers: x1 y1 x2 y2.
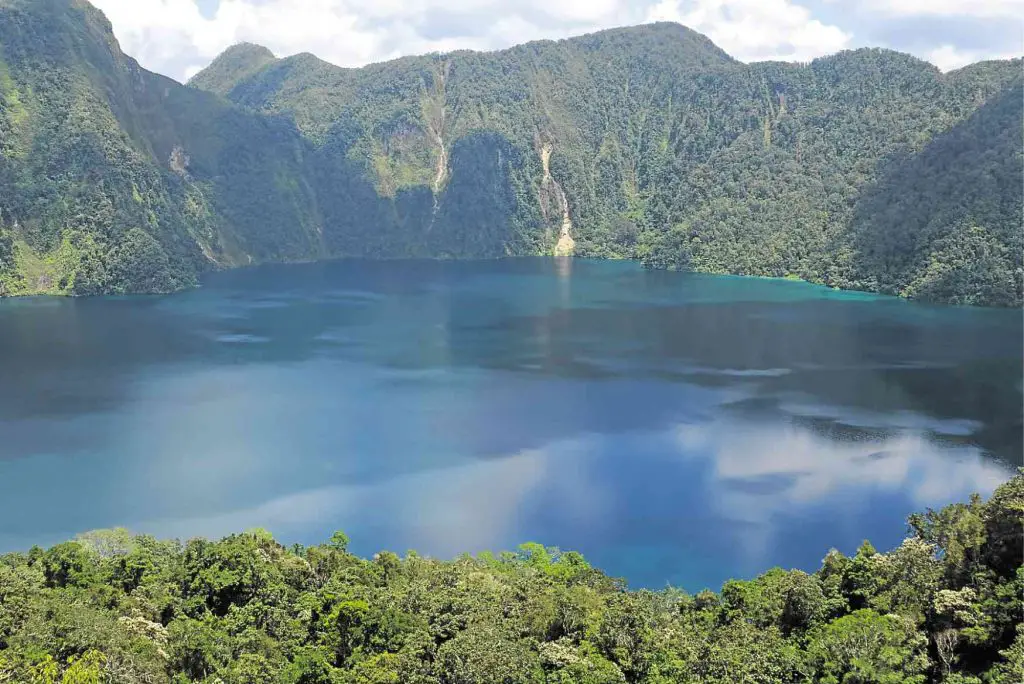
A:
312 130 530 258
845 82 1023 305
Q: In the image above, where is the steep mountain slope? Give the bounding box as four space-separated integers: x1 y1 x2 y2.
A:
192 33 1021 304
0 0 323 295
1 0 1020 304
844 80 1024 305
639 55 1023 304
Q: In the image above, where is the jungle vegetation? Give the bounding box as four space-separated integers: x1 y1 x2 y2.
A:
0 474 1021 683
0 0 1021 305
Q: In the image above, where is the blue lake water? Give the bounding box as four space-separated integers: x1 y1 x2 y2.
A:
0 258 1020 590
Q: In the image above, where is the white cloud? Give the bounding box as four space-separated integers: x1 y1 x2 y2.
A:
92 0 380 78
928 44 1022 72
91 0 642 81
864 0 1024 18
91 0 857 81
182 64 205 81
646 0 851 62
89 0 205 71
87 0 1018 82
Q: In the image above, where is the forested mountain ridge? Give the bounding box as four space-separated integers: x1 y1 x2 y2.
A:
1 0 1021 304
0 0 326 296
0 474 1021 682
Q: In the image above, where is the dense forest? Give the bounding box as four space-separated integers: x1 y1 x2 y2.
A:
0 0 1021 304
0 475 1020 683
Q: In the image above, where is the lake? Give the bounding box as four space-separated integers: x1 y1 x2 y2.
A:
0 258 1020 590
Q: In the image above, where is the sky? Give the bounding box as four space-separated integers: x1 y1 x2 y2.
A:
89 0 1023 83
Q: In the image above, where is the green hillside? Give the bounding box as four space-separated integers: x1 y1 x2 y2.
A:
1 474 1021 683
0 0 323 296
0 0 1020 304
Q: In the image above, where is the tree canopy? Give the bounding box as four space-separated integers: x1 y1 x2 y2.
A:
0 0 1020 304
0 474 1021 683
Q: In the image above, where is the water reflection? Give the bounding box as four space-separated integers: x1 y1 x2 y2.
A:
0 259 1018 589
14 412 1000 590
673 418 1007 575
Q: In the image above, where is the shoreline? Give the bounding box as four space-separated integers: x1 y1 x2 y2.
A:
2 254 1015 310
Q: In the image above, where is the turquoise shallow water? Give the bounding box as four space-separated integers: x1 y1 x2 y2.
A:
0 258 1020 589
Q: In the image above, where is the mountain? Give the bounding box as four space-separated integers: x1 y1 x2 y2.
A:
0 0 323 295
1 0 1020 304
187 42 276 97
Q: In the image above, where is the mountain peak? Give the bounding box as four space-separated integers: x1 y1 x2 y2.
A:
562 21 735 66
188 42 277 93
221 42 276 61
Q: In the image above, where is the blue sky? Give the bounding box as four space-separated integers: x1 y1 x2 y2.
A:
89 0 1023 83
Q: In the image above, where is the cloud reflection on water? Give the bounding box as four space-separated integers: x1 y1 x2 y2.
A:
130 445 557 558
673 416 1008 572
77 405 1014 590
0 259 1018 590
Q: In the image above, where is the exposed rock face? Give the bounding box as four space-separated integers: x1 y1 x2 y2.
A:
169 146 190 178
540 143 575 257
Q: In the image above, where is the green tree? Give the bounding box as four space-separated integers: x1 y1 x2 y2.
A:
807 610 930 684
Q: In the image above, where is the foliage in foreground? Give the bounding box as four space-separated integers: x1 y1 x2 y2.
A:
0 475 1021 683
